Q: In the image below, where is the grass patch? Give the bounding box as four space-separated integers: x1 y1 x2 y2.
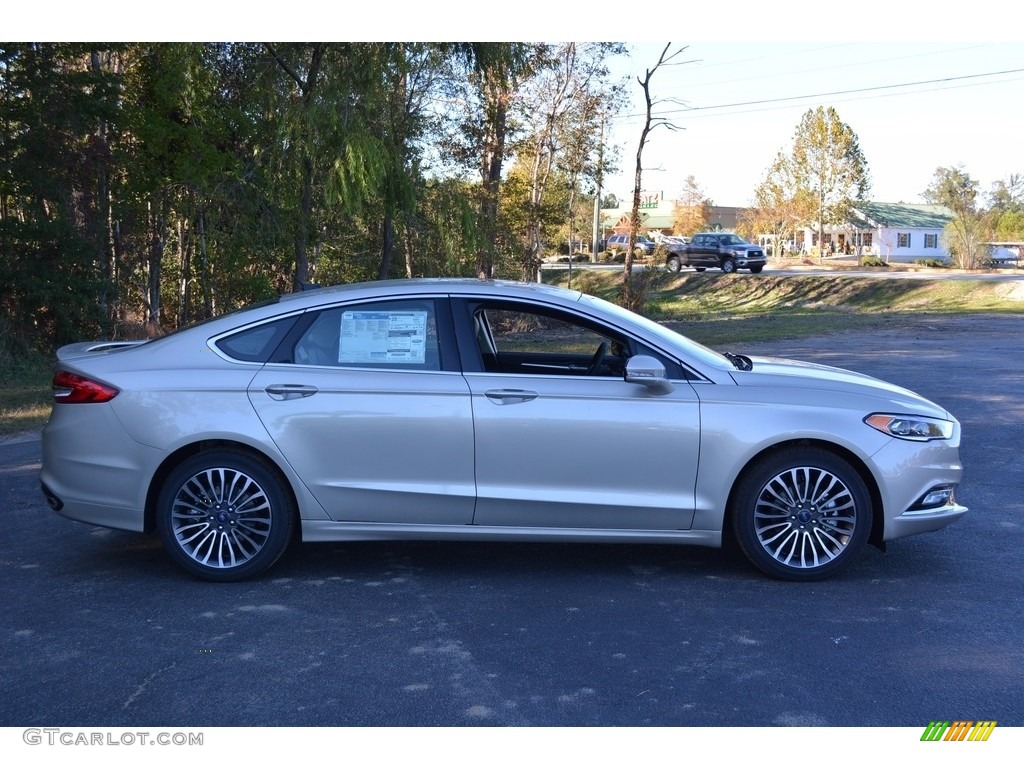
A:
551 270 1024 345
0 351 53 437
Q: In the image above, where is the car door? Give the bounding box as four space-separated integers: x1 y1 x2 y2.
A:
691 235 717 268
247 297 476 525
455 298 700 531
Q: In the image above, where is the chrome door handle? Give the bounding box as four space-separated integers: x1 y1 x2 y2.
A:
484 389 538 404
265 384 319 401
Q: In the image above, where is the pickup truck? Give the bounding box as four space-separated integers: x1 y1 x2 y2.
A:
665 233 766 274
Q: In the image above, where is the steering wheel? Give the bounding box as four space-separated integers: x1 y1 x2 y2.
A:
586 341 609 376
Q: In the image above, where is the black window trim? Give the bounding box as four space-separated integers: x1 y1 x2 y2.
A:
450 296 696 381
262 295 461 373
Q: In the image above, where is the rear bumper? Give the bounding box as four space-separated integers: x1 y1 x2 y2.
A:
40 404 154 533
42 480 146 532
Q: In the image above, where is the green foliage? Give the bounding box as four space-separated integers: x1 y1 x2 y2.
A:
617 267 669 314
914 258 950 268
787 106 871 239
0 329 52 436
0 42 641 349
993 209 1024 241
924 165 988 269
859 256 889 267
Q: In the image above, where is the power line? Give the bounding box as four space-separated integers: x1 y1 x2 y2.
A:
617 67 1024 123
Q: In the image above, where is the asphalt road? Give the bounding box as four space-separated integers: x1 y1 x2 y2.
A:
1 314 1022 728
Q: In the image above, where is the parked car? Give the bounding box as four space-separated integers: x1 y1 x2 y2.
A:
41 279 966 582
606 234 656 255
665 232 767 273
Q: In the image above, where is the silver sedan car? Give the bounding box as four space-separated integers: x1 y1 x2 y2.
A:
40 279 966 581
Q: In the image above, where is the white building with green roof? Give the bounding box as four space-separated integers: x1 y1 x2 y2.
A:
798 202 955 262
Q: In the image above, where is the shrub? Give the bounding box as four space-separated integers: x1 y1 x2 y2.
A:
914 258 949 268
618 268 669 315
570 270 605 298
860 256 889 267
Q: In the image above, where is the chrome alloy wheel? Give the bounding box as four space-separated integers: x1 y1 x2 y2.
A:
753 465 858 569
170 466 273 570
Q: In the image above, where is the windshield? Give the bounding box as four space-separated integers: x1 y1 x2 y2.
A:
721 234 748 245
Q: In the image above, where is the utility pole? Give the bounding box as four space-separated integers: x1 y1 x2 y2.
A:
592 111 605 264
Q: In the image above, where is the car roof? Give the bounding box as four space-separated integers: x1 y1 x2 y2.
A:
277 278 584 308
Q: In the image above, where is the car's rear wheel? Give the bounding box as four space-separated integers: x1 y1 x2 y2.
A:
666 256 681 273
157 450 295 581
721 258 736 273
731 447 871 581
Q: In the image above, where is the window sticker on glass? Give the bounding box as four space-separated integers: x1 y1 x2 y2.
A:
339 311 428 364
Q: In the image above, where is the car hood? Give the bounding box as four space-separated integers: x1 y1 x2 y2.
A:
731 356 952 419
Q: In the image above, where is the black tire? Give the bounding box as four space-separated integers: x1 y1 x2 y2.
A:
666 256 681 273
720 258 736 274
730 447 871 581
749 265 764 274
157 450 295 581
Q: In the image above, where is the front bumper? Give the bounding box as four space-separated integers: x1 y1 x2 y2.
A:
887 500 968 540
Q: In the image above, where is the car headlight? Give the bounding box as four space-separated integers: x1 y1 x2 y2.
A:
864 413 954 441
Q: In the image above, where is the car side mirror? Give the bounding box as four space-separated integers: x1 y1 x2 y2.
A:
625 355 674 394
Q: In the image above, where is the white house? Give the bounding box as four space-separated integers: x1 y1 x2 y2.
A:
797 202 955 262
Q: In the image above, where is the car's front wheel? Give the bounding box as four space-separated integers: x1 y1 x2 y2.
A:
720 257 736 273
730 447 871 581
157 450 295 581
749 264 764 274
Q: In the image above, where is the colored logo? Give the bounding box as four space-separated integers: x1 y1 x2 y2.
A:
921 721 997 742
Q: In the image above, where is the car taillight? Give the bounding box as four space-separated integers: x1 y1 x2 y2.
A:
52 371 119 403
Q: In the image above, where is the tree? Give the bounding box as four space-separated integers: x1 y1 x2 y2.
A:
368 43 443 280
672 175 713 236
787 106 870 256
622 43 692 310
0 43 121 348
987 173 1024 212
444 43 542 279
554 50 625 265
985 174 1024 242
992 210 1024 242
509 42 623 280
923 165 986 268
746 151 817 257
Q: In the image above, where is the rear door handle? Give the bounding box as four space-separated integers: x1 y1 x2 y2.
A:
484 389 538 404
265 384 319 401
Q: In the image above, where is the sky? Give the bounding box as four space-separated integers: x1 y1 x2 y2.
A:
7 1 1022 212
600 41 1024 207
